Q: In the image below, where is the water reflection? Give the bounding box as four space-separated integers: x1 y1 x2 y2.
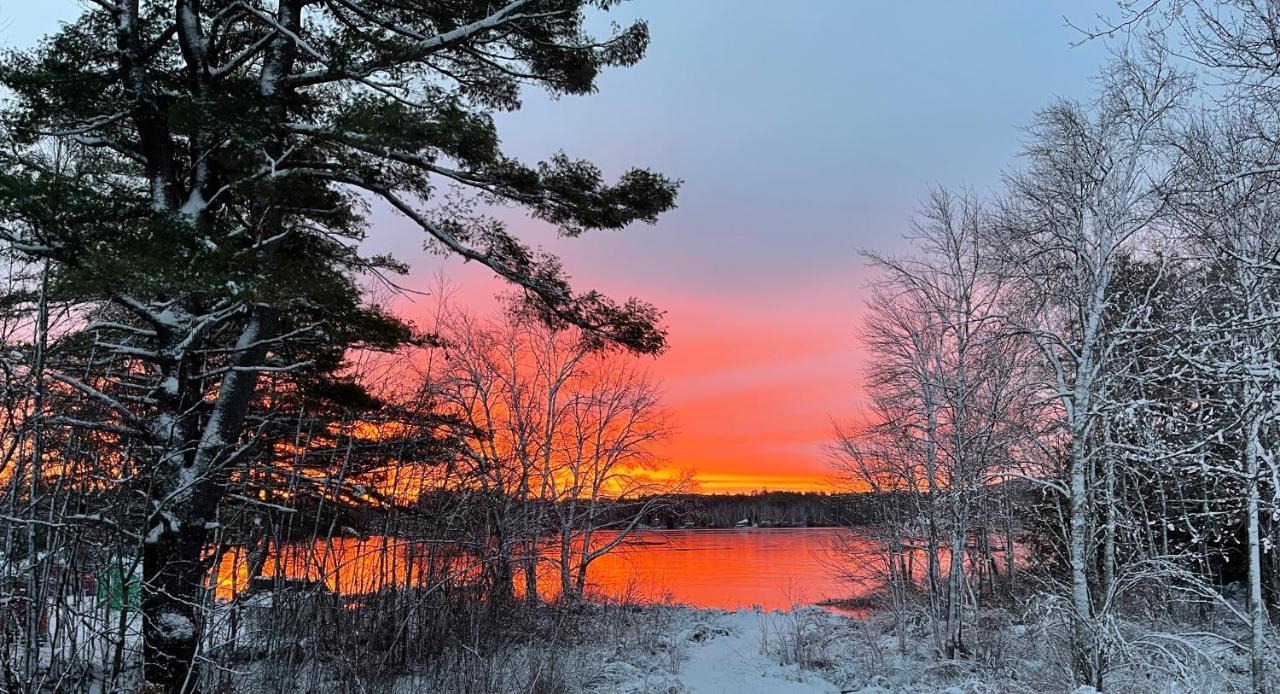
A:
564 529 852 609
213 528 1014 611
212 536 480 600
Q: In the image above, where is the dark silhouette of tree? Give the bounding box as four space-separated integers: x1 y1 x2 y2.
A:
0 2 677 690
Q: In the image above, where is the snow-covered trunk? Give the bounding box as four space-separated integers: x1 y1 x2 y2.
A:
944 324 967 658
1068 415 1098 688
1003 482 1017 593
922 386 945 654
1102 419 1116 601
141 518 207 693
1068 280 1105 689
1068 216 1113 689
944 490 966 658
945 281 973 660
1237 265 1272 694
142 313 275 693
1245 412 1266 694
889 542 910 653
116 0 297 687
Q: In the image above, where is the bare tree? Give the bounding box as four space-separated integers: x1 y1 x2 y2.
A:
989 55 1188 687
836 190 1040 659
548 354 677 601
1168 116 1280 692
429 300 680 605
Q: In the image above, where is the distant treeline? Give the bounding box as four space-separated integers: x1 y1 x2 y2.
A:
323 490 881 534
268 489 892 536
306 485 1036 537
617 490 896 529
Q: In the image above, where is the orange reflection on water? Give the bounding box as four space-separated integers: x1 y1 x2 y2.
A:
211 536 480 600
214 529 864 610
212 529 1019 611
547 529 855 609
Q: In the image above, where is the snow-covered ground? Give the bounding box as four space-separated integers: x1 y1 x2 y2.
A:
572 606 1018 694
13 588 1270 692
385 600 1269 694
586 608 843 694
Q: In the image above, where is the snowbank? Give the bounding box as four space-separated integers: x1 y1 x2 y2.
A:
420 602 1268 694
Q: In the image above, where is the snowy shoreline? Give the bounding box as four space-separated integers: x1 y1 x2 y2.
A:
379 599 1262 694
8 574 1269 692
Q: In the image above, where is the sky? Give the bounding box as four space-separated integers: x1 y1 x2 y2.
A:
3 1 1118 493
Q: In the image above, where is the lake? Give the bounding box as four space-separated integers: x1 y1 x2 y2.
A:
215 528 873 610
567 528 856 610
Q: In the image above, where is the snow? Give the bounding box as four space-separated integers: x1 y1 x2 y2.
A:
155 611 195 641
670 610 840 694
153 306 182 329
456 603 1267 694
179 190 206 221
144 510 180 544
144 522 165 545
10 586 1270 693
432 606 927 693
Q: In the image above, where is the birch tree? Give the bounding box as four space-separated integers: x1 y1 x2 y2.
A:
839 190 1039 659
991 56 1187 687
1169 118 1280 692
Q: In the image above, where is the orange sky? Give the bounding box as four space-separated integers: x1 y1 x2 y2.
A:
642 283 864 492
333 0 1113 496
385 264 866 494
8 0 1116 498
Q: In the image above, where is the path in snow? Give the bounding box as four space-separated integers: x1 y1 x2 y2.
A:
596 609 855 694
657 610 844 694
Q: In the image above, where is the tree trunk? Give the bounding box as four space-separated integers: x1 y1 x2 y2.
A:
1070 425 1100 688
523 541 539 606
23 262 48 682
572 527 594 600
142 523 209 693
560 525 576 602
945 489 966 658
1245 416 1267 694
923 401 944 655
142 312 275 692
1102 421 1116 603
1004 500 1016 594
490 522 515 610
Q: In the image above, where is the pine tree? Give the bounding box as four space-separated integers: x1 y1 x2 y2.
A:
0 2 677 691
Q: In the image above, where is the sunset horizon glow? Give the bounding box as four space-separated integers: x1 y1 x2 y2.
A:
347 0 1116 495
0 0 1116 496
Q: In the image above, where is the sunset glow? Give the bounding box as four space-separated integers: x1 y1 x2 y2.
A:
346 0 1115 496
384 269 865 494
8 1 1279 692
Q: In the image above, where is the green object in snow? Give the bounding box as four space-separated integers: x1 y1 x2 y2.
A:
97 567 139 610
